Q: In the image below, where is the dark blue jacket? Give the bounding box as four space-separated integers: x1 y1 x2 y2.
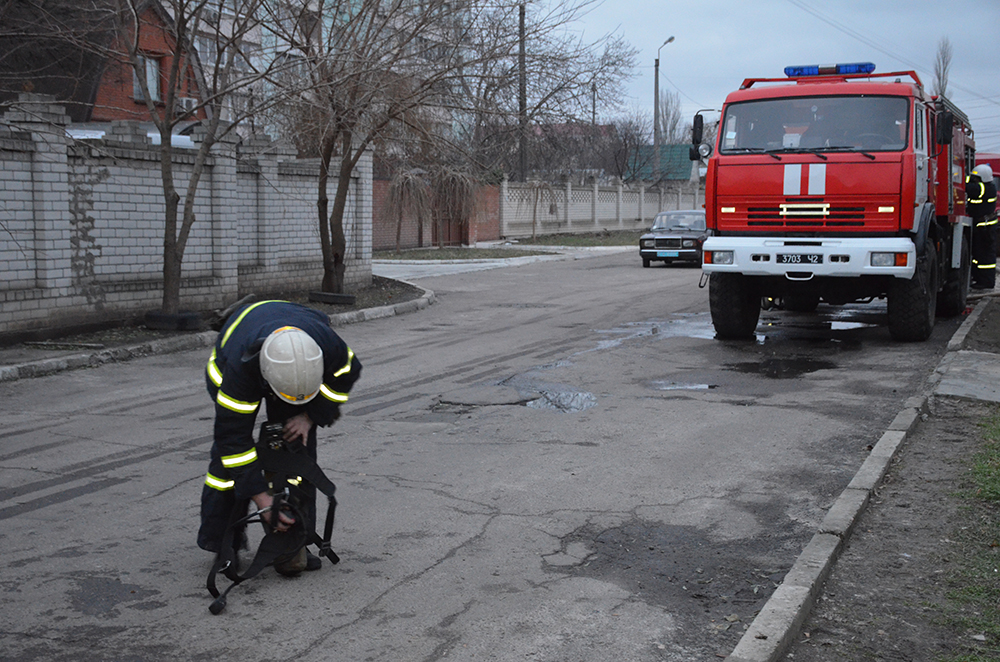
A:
204 300 362 499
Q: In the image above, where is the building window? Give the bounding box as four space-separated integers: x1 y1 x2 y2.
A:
134 55 161 102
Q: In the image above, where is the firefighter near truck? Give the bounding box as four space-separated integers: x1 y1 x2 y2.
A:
692 63 976 342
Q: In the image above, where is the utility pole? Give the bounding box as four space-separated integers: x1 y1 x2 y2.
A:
591 83 596 126
591 82 597 174
518 2 527 182
653 36 674 184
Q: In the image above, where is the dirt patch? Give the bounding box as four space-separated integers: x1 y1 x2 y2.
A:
276 275 426 317
964 296 1000 353
781 401 997 660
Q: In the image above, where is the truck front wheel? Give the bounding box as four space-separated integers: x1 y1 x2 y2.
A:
887 242 938 342
709 273 761 339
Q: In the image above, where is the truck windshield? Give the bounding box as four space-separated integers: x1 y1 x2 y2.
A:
718 95 909 154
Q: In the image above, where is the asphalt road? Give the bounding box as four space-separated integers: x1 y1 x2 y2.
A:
0 251 960 662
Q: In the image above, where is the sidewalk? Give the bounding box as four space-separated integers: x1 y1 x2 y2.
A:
371 244 631 280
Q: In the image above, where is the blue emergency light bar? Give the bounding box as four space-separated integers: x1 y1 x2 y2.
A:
784 62 876 77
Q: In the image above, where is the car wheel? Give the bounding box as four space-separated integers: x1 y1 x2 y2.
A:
642 257 651 268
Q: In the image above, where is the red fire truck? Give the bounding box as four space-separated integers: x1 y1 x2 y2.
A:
692 63 976 341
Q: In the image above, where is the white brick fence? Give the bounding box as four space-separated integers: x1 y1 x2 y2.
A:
0 95 371 338
500 178 704 238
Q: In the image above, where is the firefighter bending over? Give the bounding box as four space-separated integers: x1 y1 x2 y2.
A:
968 163 998 290
199 300 362 575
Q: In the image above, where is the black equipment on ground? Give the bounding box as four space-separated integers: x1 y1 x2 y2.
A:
206 422 340 614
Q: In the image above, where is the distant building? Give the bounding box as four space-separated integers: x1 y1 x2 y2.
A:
628 144 697 184
0 0 207 124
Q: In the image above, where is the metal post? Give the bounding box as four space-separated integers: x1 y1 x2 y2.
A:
653 36 674 185
654 58 660 183
518 3 527 182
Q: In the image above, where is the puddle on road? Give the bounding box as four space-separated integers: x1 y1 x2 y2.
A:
753 304 884 344
829 321 878 331
651 380 718 391
726 357 837 379
588 314 716 353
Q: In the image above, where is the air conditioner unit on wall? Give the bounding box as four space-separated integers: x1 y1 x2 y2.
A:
176 97 198 115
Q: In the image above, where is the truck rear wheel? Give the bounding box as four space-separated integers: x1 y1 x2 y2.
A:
936 236 970 317
887 242 938 342
709 273 761 339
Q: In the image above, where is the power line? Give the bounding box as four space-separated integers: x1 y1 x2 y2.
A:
785 0 1000 110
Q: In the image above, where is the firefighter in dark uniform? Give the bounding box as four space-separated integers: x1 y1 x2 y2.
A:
968 163 998 290
199 300 362 574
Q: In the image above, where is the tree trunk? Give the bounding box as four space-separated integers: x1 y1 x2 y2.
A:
318 135 336 291
325 145 353 292
160 160 182 314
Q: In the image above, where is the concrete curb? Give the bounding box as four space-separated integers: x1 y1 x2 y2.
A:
724 300 987 662
0 285 436 384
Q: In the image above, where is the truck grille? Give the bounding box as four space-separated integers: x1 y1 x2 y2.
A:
745 202 867 227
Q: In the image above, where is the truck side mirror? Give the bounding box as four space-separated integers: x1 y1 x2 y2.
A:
692 115 704 145
936 111 954 146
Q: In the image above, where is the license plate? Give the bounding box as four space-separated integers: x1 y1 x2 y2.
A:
777 253 823 265
657 251 679 257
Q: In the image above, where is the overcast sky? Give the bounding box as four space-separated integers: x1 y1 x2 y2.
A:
571 0 1000 153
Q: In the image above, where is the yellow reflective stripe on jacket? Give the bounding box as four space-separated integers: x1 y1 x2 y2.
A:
206 473 235 491
207 348 223 387
977 218 998 227
320 383 349 403
221 448 257 468
216 390 260 414
220 300 282 348
333 347 354 378
969 182 986 204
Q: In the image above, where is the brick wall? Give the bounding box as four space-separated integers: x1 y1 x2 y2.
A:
372 178 502 251
0 95 372 338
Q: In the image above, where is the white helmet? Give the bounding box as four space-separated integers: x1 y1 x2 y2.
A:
973 163 994 182
260 326 324 404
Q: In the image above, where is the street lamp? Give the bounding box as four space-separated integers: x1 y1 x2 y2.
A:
653 35 675 184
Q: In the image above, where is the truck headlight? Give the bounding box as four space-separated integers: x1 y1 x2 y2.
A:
871 252 908 267
705 250 734 265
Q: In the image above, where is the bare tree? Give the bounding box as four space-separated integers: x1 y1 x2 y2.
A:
385 169 430 252
598 105 651 183
268 0 636 292
657 89 687 144
458 0 637 179
933 36 952 98
430 166 478 247
20 0 305 315
0 0 271 315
